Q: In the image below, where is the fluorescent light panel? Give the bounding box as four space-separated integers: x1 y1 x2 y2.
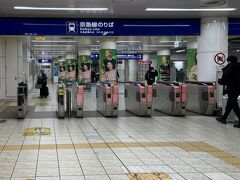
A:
14 6 109 11
34 45 74 47
145 8 236 11
117 41 141 43
32 40 77 43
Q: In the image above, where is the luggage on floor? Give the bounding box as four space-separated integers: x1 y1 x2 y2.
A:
40 86 49 97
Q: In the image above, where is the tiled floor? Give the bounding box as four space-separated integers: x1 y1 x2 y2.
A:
0 83 240 180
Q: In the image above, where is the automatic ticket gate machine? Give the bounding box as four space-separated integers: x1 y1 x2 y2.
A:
96 83 119 117
57 82 84 118
72 83 84 118
17 82 28 119
125 82 153 117
57 83 65 118
186 81 216 115
153 81 187 116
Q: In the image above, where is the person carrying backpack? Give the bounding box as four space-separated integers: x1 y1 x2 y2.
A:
217 56 240 128
145 67 158 85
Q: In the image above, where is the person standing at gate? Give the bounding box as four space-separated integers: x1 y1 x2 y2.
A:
39 70 48 98
145 67 158 85
217 56 240 128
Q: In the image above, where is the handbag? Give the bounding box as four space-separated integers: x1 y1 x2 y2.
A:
35 83 42 89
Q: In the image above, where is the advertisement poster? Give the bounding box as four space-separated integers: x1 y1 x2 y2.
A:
187 49 198 81
100 49 117 84
65 59 76 81
58 61 66 81
157 55 170 81
78 55 91 84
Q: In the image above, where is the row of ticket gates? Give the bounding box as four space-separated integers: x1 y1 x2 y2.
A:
54 81 216 118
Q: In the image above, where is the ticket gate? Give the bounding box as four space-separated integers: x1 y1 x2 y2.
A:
153 81 187 116
17 82 28 119
96 83 118 117
186 81 216 115
57 84 65 118
57 83 84 118
125 82 152 117
72 84 84 118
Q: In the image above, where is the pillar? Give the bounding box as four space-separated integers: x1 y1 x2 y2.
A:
187 39 198 81
65 52 77 81
4 37 23 98
99 38 117 84
78 49 91 83
197 17 228 81
157 48 170 81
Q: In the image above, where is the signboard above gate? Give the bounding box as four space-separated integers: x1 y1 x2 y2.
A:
0 18 200 36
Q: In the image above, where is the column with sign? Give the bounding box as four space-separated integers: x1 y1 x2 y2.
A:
78 49 92 84
65 52 77 82
99 38 117 84
157 48 170 81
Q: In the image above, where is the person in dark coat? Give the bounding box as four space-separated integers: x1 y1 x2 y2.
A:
145 67 158 85
39 70 48 98
217 56 240 128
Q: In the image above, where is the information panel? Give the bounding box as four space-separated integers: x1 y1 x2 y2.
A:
0 18 200 36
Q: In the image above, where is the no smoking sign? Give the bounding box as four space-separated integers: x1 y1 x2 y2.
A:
214 53 226 65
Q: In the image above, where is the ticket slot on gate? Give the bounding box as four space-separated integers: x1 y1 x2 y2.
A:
186 81 216 115
153 81 186 116
96 83 118 117
57 84 65 118
17 82 28 119
125 82 152 117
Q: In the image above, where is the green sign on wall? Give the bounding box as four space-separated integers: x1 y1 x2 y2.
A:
157 55 170 81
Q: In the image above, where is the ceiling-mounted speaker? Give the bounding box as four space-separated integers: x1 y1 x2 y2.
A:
200 0 227 7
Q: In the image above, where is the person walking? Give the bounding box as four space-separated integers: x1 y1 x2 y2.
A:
145 67 158 85
217 56 240 128
39 70 48 98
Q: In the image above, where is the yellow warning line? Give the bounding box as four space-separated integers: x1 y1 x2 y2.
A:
1 141 240 170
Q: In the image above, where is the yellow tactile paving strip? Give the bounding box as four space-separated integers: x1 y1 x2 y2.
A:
1 141 240 170
128 172 172 180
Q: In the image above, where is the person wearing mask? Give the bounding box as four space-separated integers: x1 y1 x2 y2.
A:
217 56 240 128
39 70 48 98
145 67 158 85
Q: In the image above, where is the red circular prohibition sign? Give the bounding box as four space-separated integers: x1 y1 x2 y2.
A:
214 53 226 65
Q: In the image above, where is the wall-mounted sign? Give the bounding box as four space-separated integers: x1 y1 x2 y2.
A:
214 53 226 65
91 53 143 60
38 59 52 63
0 18 200 36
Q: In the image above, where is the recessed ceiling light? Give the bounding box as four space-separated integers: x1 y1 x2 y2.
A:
145 8 236 11
200 0 226 7
14 6 109 11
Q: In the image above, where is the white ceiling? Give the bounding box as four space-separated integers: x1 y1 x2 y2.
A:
0 0 240 18
30 35 190 58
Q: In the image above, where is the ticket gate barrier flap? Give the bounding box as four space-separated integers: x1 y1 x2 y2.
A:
186 82 215 115
17 86 28 119
153 82 186 116
125 83 152 117
57 85 65 118
76 85 84 118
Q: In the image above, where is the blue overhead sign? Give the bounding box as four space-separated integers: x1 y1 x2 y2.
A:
0 18 200 36
38 59 52 63
229 19 240 35
91 53 143 60
117 54 142 60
